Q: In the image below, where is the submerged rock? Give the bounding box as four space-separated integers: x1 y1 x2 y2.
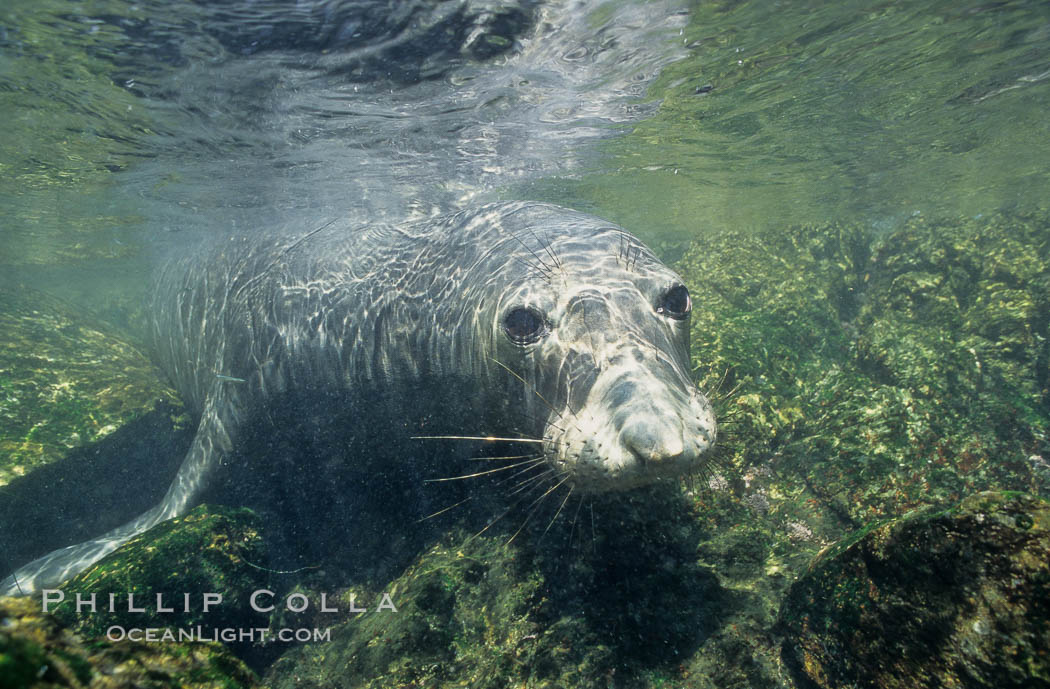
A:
0 595 260 689
0 285 179 487
265 488 722 689
673 209 1050 597
778 491 1050 689
48 505 272 641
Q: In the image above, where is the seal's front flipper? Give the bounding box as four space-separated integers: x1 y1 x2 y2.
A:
0 393 239 596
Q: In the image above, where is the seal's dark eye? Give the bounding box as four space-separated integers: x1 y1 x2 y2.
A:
503 307 547 345
656 285 691 320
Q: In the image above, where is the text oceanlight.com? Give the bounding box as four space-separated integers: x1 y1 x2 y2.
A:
106 625 332 644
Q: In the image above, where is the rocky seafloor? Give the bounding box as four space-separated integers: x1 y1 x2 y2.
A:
2 210 1049 688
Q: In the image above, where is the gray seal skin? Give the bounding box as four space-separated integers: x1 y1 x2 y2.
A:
2 201 716 595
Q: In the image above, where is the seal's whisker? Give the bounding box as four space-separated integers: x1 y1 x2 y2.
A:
543 485 574 535
465 472 555 543
506 230 556 278
496 461 550 488
711 381 743 405
512 256 553 284
568 493 587 551
506 468 557 495
516 412 566 435
411 435 545 444
425 458 545 483
706 366 731 398
506 476 570 544
535 226 564 275
418 496 473 522
467 453 541 462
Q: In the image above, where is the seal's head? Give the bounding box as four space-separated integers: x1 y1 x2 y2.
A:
475 204 716 493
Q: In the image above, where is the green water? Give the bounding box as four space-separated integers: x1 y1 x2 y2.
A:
0 0 155 267
553 0 1050 244
3 0 1047 263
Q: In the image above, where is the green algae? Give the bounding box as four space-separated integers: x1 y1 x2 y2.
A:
264 487 724 689
50 506 272 641
645 209 1050 687
0 595 261 689
0 286 181 487
676 210 1050 528
779 491 1050 689
0 634 53 689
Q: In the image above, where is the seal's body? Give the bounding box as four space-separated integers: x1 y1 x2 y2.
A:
2 202 715 594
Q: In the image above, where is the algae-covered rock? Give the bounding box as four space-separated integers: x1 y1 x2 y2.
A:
0 595 260 689
667 211 1050 688
0 285 180 487
265 488 721 689
676 211 1050 528
49 505 272 640
778 491 1050 689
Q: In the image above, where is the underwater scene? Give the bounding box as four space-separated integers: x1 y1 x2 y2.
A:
1 0 1048 687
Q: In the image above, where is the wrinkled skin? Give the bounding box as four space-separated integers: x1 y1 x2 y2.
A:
2 202 715 595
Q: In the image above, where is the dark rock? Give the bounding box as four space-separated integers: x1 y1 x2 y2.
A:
49 505 272 642
779 491 1050 689
0 595 260 689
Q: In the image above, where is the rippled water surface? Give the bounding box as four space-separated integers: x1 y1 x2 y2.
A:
3 1 1048 269
1 0 688 276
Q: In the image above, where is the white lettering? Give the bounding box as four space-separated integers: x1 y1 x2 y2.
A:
127 593 145 613
75 593 96 613
156 593 174 613
250 589 275 612
202 592 223 612
377 593 397 613
42 589 64 613
286 593 309 613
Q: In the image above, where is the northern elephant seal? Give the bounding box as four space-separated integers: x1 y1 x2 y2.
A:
2 201 715 594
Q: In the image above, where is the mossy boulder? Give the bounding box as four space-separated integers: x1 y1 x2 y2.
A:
0 595 260 689
0 285 180 487
265 488 721 689
676 210 1050 528
778 491 1050 689
49 505 272 640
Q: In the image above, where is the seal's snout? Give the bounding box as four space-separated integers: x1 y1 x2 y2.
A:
551 362 716 493
622 416 686 464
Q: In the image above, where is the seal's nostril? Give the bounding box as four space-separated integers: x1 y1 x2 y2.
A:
622 419 684 464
